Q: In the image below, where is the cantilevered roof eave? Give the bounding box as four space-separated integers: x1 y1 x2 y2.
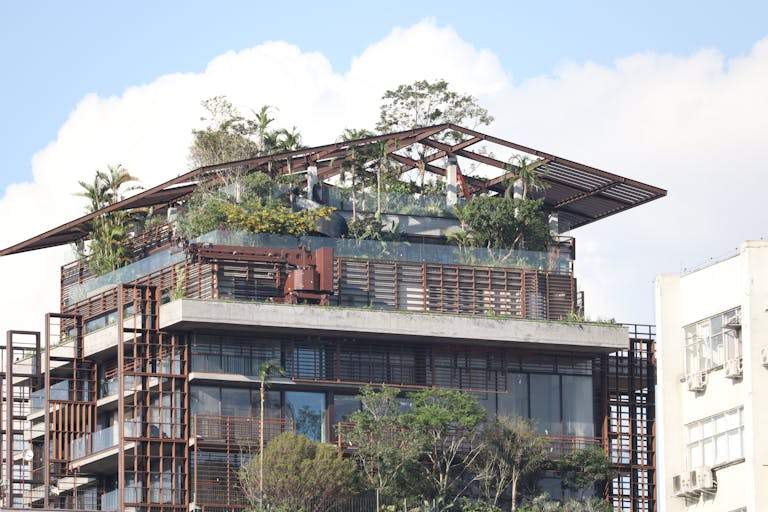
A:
0 124 666 256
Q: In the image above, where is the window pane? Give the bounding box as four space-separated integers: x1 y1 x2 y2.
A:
562 375 594 437
498 373 528 420
530 374 561 435
716 433 728 464
333 395 361 425
688 423 701 443
703 438 715 466
221 388 251 417
191 386 220 415
285 391 326 442
728 430 742 460
251 390 281 420
689 443 702 468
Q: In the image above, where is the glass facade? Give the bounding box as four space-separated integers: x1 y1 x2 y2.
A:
189 349 596 443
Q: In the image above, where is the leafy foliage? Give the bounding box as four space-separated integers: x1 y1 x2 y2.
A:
405 388 487 511
346 215 400 241
558 446 614 498
472 417 547 510
239 432 357 512
376 79 493 144
178 171 333 238
452 196 551 252
189 97 303 168
518 495 613 512
347 386 423 507
75 164 147 274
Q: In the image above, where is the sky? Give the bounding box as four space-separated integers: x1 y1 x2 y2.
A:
0 1 767 335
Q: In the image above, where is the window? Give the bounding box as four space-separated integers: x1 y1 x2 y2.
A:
530 374 561 435
686 407 743 469
221 388 251 417
562 375 594 438
190 386 220 415
684 307 741 374
498 372 528 419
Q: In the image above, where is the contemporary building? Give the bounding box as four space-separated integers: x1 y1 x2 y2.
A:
655 241 768 512
0 124 665 512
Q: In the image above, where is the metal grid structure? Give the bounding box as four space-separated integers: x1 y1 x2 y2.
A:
0 124 666 257
117 284 189 512
605 324 656 512
1 331 41 508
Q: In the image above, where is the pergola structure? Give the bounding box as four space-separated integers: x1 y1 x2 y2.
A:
0 124 665 256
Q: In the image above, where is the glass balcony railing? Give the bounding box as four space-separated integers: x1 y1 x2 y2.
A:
70 421 140 460
67 249 185 304
30 380 73 412
100 487 144 510
98 376 135 399
196 230 572 272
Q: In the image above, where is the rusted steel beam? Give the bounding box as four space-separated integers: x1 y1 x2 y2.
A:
555 181 621 208
446 123 666 196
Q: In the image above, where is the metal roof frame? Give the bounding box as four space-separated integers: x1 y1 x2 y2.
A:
0 124 665 256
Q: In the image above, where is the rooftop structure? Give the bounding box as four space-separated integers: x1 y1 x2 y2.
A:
0 125 664 512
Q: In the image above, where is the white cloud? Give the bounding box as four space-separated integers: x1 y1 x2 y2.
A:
1 19 767 337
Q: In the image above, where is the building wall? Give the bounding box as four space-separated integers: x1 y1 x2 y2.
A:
655 241 768 512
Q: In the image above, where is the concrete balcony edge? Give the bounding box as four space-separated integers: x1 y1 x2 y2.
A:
161 299 628 351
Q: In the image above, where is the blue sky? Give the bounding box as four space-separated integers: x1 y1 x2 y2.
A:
1 1 768 330
1 0 767 191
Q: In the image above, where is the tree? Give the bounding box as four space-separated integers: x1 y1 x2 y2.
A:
376 79 493 142
518 496 613 512
347 386 423 511
452 196 552 254
239 432 357 512
76 164 144 274
558 446 614 499
405 388 487 511
376 79 493 188
503 156 548 201
339 128 376 221
257 361 285 506
189 96 302 169
472 417 547 511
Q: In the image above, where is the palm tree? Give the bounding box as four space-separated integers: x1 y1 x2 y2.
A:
504 155 547 200
100 164 140 203
253 105 276 152
76 175 110 213
257 361 285 505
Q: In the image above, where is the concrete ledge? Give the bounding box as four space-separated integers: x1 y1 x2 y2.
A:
162 299 628 351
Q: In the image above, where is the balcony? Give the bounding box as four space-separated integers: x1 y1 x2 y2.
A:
70 421 141 461
193 415 293 446
61 230 578 336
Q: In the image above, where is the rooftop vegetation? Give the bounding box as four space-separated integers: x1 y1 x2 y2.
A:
74 80 558 275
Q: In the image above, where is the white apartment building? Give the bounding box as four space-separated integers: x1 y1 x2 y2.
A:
655 240 768 512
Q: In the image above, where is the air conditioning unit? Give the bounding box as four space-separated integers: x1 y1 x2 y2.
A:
761 346 768 368
672 472 694 497
687 371 707 392
725 358 743 379
692 466 716 493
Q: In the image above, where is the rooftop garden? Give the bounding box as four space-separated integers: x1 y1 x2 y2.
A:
73 80 564 277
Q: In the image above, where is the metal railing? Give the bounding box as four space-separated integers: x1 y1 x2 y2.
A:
193 415 293 446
